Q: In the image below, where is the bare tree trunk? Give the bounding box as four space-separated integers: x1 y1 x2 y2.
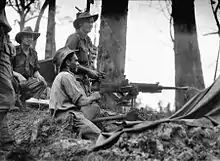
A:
33 0 49 49
45 0 56 59
172 0 205 110
19 12 25 31
97 0 128 111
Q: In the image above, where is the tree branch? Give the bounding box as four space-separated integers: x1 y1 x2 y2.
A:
20 0 25 9
210 0 220 29
24 6 31 18
8 0 19 12
33 0 49 49
25 15 39 23
15 0 21 13
24 0 34 10
34 0 48 32
169 16 174 42
210 0 220 80
214 0 220 14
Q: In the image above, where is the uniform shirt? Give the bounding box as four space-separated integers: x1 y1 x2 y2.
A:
49 71 86 110
65 31 93 67
12 45 40 79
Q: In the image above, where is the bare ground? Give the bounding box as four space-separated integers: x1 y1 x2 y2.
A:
6 106 220 161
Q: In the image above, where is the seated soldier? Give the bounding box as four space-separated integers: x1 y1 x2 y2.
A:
50 47 102 140
11 26 47 109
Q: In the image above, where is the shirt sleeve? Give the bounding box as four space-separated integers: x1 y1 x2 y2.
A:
61 74 83 105
65 34 78 50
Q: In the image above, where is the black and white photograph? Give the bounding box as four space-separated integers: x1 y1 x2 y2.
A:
1 0 220 160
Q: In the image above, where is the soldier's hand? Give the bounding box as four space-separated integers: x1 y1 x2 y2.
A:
37 74 47 86
87 69 100 79
98 71 106 79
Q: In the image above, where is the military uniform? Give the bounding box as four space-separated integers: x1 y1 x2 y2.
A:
50 47 101 140
0 0 16 157
12 45 47 103
65 31 93 68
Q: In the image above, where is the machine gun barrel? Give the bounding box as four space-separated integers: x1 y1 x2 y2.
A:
98 80 189 94
130 82 189 93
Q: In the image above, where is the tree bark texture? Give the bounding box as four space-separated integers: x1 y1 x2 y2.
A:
98 0 128 82
172 0 205 110
97 0 128 111
45 0 56 59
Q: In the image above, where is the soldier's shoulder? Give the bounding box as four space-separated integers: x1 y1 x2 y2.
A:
67 33 79 40
59 71 72 76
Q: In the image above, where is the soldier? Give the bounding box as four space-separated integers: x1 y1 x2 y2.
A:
11 26 47 109
50 47 102 140
65 10 98 69
65 10 105 109
0 0 16 157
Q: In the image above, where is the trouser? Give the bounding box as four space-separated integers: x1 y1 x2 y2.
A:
81 102 101 120
51 108 101 141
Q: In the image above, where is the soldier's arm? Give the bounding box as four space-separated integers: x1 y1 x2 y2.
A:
61 74 101 106
76 92 101 106
76 65 106 80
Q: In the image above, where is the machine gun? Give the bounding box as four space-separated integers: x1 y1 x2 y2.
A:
98 79 189 108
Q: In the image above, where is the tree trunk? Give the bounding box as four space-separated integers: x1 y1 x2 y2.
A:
97 0 128 111
45 0 56 59
33 0 49 49
19 12 25 31
172 0 205 110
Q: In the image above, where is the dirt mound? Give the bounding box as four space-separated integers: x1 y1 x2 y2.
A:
6 107 220 161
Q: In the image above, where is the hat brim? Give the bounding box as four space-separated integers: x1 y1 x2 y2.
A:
73 14 98 29
15 31 40 44
57 48 78 73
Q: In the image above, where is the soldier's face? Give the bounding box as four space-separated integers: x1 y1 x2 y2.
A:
80 18 94 33
69 54 79 73
21 34 34 46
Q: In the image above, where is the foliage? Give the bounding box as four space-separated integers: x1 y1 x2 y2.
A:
7 0 42 30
